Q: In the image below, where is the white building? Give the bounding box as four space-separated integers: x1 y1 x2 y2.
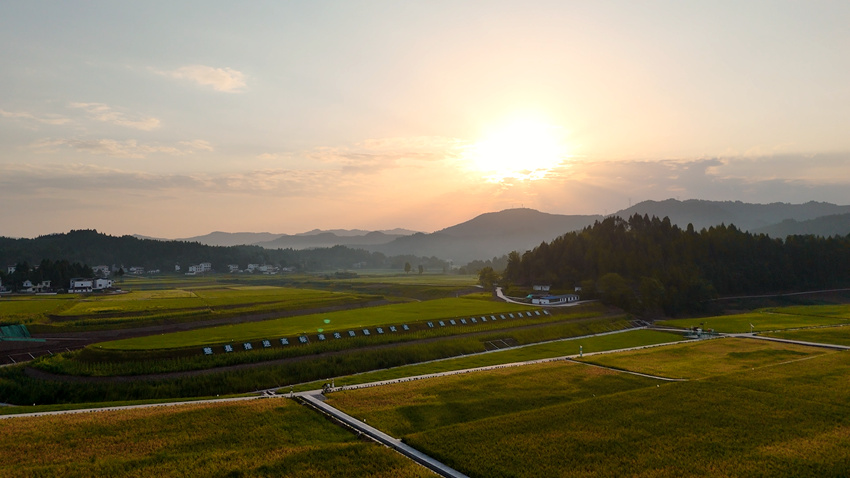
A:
93 278 113 290
92 265 111 277
21 280 35 293
532 294 580 305
69 278 93 293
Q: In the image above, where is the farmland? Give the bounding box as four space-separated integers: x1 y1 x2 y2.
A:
764 325 850 346
293 328 683 391
327 338 850 477
4 272 850 477
657 304 850 333
577 337 827 379
96 297 546 350
0 398 434 477
1 284 381 332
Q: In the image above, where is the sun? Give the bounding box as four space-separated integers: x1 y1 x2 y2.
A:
467 117 569 181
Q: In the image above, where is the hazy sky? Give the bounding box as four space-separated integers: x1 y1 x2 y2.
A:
2 1 849 238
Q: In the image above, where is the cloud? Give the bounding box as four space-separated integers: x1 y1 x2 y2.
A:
0 163 329 198
298 136 469 173
68 102 160 131
160 65 247 92
0 108 70 125
32 138 214 159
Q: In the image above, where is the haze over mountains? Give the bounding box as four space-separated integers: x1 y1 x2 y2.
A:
166 199 850 264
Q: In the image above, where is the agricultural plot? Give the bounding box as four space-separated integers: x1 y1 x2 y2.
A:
657 307 850 333
764 325 850 347
295 329 682 391
20 286 376 330
96 297 544 351
330 339 850 477
578 337 827 380
0 296 77 324
0 399 434 478
326 360 660 437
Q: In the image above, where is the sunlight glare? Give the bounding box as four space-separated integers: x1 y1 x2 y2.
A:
468 118 569 182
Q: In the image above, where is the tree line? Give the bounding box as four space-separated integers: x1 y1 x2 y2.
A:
0 230 450 279
1 259 94 291
501 214 850 316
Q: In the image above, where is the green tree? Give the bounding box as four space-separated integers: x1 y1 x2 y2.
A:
417 264 424 275
404 262 411 274
478 266 499 289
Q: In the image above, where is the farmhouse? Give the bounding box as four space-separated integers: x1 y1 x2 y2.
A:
532 294 580 305
69 278 113 292
94 278 113 290
69 278 93 293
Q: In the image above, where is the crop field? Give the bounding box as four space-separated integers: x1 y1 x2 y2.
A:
326 360 660 437
96 297 547 351
0 398 434 477
0 296 77 324
7 286 377 331
764 325 850 346
578 337 827 379
329 340 850 477
657 306 850 333
294 329 683 391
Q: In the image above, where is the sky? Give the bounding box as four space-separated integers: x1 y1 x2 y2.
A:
2 1 849 238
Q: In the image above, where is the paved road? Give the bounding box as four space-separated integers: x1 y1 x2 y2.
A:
298 393 469 478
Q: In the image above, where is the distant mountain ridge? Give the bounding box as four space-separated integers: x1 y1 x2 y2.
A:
751 213 850 238
129 199 850 264
612 199 850 232
176 229 419 248
364 209 604 263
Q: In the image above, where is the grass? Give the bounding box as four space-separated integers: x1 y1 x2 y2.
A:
657 305 850 333
293 329 683 391
578 337 827 379
96 297 544 350
763 325 850 347
329 339 850 477
0 398 435 477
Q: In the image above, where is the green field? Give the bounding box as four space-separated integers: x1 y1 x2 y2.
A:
0 296 77 323
2 286 380 332
764 325 850 347
294 329 683 391
579 337 826 379
329 339 850 477
0 399 434 477
97 297 542 350
657 305 850 333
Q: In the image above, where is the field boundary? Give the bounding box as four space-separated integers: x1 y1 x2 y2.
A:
298 393 469 478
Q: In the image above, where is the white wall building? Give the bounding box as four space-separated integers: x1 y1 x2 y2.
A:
93 278 113 290
69 278 93 293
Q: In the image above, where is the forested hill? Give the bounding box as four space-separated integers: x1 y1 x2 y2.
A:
503 215 850 316
0 230 445 274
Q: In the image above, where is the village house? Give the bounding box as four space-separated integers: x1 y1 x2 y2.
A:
69 278 93 293
531 294 580 305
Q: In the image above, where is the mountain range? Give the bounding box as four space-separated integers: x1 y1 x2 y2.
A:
157 199 850 264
